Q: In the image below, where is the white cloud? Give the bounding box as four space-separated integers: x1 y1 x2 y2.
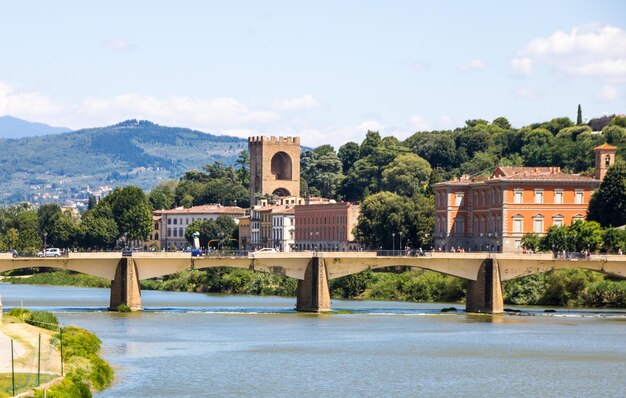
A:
597 84 619 101
408 115 431 131
460 59 486 71
510 57 533 76
271 94 321 111
511 24 626 80
514 87 543 99
103 40 137 51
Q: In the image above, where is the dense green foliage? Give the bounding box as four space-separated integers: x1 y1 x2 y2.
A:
3 271 111 288
141 269 298 296
587 162 626 227
34 326 113 397
524 220 624 254
5 308 59 330
331 270 466 303
183 215 238 248
504 269 626 308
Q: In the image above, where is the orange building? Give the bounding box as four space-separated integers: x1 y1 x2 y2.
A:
433 144 616 252
294 202 360 251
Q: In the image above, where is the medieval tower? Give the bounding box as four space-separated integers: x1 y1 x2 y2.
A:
594 143 617 180
248 136 301 206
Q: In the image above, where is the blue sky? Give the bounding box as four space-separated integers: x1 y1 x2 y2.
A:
0 1 625 147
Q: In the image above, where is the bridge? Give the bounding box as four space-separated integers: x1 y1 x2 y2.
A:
1 252 625 313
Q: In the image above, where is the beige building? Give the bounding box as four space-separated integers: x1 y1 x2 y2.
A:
154 205 245 250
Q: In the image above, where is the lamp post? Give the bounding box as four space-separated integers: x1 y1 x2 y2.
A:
43 232 47 253
399 231 403 253
392 232 396 255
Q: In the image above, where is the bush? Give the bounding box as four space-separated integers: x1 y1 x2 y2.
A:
59 326 102 358
6 307 31 320
26 311 59 330
116 304 131 313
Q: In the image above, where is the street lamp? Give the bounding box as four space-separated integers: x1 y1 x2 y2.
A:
392 232 396 255
399 231 403 253
43 232 48 253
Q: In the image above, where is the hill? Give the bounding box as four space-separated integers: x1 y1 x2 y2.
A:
0 115 72 138
0 119 247 204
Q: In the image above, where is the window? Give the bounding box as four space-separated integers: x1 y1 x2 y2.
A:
512 216 523 233
173 218 178 225
534 189 543 204
514 189 523 204
455 192 464 206
554 190 563 204
167 218 172 225
533 216 544 233
454 217 465 235
575 190 584 204
553 216 564 227
167 228 172 237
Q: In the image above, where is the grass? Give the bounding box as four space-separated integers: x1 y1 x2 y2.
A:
0 373 57 397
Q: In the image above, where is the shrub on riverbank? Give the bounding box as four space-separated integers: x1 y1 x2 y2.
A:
141 268 297 296
35 326 113 398
331 269 466 303
3 271 110 288
503 269 626 308
6 309 59 331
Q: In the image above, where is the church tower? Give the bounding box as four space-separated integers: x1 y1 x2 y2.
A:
248 136 301 206
594 143 617 180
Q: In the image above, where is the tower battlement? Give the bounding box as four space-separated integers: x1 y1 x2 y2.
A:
248 136 300 145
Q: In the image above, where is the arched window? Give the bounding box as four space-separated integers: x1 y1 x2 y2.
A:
271 152 292 180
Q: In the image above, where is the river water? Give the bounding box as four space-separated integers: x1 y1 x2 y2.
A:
1 283 625 397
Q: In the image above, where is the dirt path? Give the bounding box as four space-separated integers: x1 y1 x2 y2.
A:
0 317 62 375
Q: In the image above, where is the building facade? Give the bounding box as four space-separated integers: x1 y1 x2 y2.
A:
249 136 301 206
433 145 615 252
271 207 295 252
294 202 361 251
154 205 246 250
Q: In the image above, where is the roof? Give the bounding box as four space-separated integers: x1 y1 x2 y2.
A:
594 143 618 151
155 205 245 215
273 207 295 215
435 165 598 187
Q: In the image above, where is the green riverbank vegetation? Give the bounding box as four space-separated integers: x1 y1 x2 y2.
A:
2 308 113 398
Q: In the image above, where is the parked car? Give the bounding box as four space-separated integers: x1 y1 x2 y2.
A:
256 248 278 253
191 248 203 257
37 248 61 257
121 247 133 257
2 249 18 258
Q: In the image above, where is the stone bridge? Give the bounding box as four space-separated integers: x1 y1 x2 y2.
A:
1 252 625 313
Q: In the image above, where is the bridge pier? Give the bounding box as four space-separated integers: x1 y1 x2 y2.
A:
296 256 331 312
110 258 142 311
466 258 504 314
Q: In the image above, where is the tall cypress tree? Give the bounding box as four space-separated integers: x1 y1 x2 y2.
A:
577 104 583 125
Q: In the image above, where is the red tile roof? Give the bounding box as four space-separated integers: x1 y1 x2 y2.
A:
155 205 245 215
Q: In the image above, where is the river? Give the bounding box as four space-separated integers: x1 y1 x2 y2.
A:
1 283 625 397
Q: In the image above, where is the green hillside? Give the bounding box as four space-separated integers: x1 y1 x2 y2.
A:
0 119 247 204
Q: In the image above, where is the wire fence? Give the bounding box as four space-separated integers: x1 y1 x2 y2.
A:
0 322 63 397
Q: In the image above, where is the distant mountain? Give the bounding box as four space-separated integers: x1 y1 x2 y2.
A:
0 115 72 139
0 119 248 204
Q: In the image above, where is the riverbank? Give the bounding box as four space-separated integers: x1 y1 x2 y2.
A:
3 267 626 308
0 310 113 397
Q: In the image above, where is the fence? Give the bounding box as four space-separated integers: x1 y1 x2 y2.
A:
0 322 63 397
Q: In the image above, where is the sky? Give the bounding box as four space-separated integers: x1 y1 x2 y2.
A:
0 0 625 148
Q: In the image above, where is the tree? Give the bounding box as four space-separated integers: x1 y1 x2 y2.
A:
149 181 177 210
355 191 434 250
338 142 360 173
382 153 432 197
301 148 344 199
235 150 250 187
568 220 603 253
360 131 383 157
79 214 119 249
577 104 583 125
521 233 540 252
493 117 512 130
184 215 237 248
602 228 626 253
588 163 626 227
101 186 153 244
